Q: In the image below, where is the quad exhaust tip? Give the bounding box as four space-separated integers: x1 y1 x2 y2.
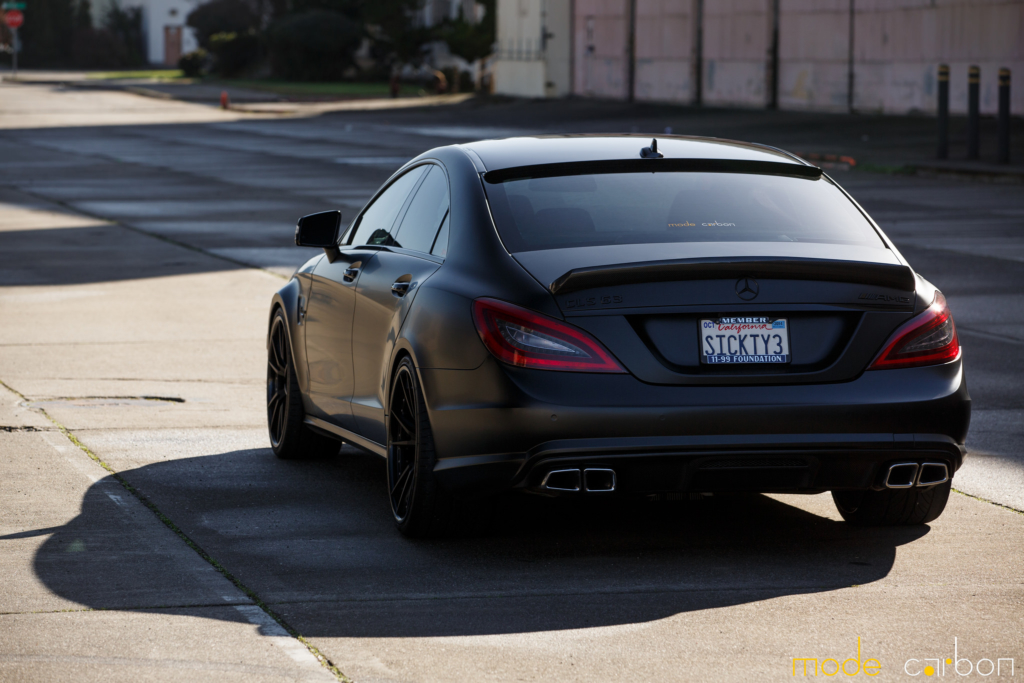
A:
884 462 949 489
541 469 580 492
540 468 617 493
584 468 616 492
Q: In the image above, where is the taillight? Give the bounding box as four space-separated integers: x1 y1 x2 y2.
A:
472 298 626 373
868 292 960 370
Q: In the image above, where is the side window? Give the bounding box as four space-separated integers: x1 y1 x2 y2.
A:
431 210 450 257
348 166 427 246
392 165 450 254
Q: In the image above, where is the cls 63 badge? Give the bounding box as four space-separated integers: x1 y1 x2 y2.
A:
564 295 623 309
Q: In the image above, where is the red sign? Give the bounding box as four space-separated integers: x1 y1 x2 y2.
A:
4 9 23 28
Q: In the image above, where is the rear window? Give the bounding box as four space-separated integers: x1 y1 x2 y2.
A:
483 171 885 253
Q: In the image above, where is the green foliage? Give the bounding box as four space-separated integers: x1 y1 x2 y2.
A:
266 10 362 81
185 0 261 50
432 0 494 64
18 0 75 66
178 49 209 77
70 27 131 67
74 0 91 29
209 30 261 76
362 0 422 63
101 0 145 66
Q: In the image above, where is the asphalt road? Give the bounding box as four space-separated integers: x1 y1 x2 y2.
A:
0 81 1022 682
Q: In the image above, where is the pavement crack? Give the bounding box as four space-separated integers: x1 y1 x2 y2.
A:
953 488 1024 516
0 377 349 683
0 601 253 616
24 395 186 405
0 425 51 432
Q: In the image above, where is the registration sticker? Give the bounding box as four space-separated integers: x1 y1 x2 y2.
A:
700 317 791 364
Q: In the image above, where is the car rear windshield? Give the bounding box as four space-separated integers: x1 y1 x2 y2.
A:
483 171 885 253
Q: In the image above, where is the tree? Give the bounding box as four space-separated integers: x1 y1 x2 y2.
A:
432 0 494 65
102 0 144 65
19 0 75 66
186 0 261 49
266 9 362 80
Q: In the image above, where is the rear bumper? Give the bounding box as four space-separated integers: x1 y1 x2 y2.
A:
433 432 965 496
420 357 970 496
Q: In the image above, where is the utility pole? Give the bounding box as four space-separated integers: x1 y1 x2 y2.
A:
937 64 949 159
847 0 855 112
694 0 703 106
967 65 980 160
767 0 779 109
627 0 636 102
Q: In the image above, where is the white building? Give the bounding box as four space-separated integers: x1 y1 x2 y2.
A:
97 0 201 65
492 0 571 97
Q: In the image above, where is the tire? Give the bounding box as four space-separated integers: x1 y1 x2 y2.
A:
267 310 339 460
387 357 489 537
832 481 952 526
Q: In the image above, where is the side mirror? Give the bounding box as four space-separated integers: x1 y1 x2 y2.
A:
295 210 341 248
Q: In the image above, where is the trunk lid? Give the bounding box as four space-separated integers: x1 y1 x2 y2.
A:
513 243 917 385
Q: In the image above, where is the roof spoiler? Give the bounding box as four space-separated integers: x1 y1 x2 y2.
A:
549 257 915 295
483 159 822 184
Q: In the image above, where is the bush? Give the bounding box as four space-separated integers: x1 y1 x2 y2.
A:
267 10 362 81
209 30 261 76
178 48 209 77
70 27 130 67
186 0 260 49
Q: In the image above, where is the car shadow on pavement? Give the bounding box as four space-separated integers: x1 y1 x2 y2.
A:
24 446 929 637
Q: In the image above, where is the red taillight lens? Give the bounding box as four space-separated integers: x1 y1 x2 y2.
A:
472 298 626 373
868 292 960 370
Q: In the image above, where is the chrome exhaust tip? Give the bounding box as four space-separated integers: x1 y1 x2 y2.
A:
583 468 616 492
541 469 581 492
884 463 919 489
917 462 949 487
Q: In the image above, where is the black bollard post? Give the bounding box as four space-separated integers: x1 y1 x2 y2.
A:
937 64 949 159
967 65 980 160
998 68 1010 164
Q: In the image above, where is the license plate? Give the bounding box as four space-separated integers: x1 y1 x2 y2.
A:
700 317 790 364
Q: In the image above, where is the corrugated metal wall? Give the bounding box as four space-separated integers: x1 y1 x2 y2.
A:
635 0 696 103
574 0 631 98
567 0 1023 115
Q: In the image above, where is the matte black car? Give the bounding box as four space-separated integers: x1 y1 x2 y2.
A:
266 135 969 537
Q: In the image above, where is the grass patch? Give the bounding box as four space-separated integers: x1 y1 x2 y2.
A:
86 69 186 81
856 163 917 175
209 79 422 99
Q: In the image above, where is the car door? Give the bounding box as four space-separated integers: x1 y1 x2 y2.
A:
350 164 451 444
302 165 428 431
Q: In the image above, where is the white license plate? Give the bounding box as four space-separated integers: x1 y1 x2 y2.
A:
700 317 790 364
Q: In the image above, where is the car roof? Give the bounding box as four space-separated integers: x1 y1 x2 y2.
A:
458 134 807 172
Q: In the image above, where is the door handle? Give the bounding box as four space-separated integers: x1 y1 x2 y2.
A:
343 267 360 283
391 281 411 297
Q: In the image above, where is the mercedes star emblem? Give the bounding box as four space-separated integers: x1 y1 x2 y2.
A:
735 277 759 301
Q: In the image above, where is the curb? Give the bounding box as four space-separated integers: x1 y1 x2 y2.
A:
908 162 1024 183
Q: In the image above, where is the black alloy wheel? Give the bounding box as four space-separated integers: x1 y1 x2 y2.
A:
387 360 423 525
386 357 492 537
266 309 338 460
267 315 291 449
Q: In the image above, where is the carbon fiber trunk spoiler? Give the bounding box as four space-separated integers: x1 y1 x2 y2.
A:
549 257 915 295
